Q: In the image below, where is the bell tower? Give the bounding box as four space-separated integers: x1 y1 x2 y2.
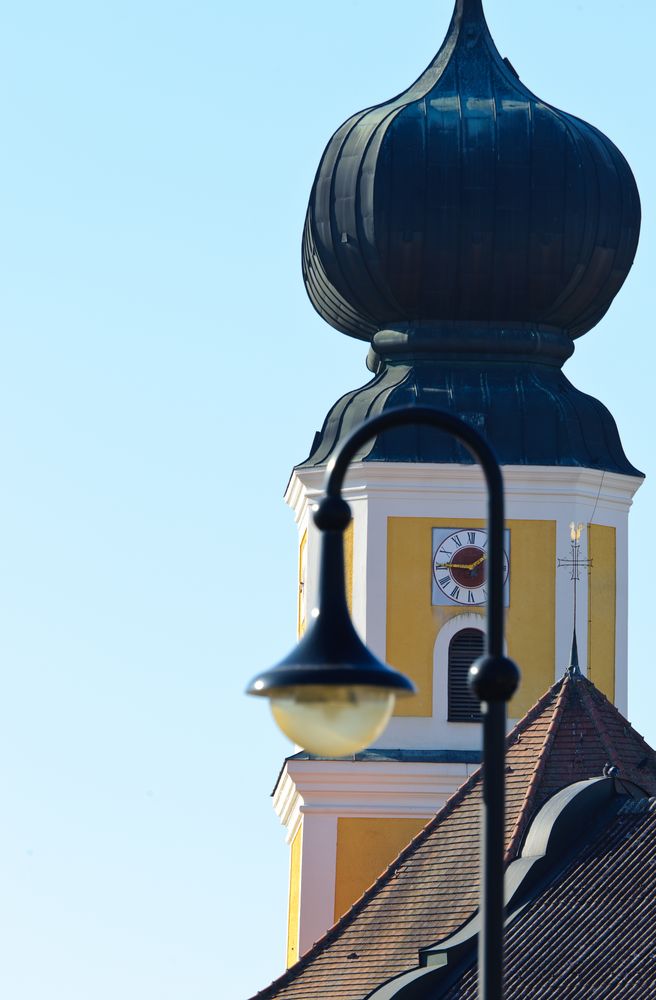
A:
274 0 642 965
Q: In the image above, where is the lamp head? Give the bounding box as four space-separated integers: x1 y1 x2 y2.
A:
246 599 415 756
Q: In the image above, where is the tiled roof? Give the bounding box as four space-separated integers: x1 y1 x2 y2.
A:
251 673 656 1000
441 796 656 999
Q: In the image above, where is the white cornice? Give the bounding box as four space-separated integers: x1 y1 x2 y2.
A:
272 757 478 841
285 463 643 521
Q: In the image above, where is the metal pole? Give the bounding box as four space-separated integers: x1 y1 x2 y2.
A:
478 431 507 1000
480 700 506 1000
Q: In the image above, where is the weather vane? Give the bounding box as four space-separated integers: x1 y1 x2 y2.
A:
557 522 592 675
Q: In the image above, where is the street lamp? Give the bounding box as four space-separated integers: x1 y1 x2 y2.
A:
246 467 416 757
246 404 520 1000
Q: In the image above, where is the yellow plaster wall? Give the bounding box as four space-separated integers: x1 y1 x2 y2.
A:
587 524 616 701
297 530 307 638
334 816 426 922
286 825 303 967
386 517 556 718
344 520 354 614
507 519 556 717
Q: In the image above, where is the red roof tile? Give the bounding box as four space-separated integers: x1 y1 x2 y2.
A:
441 797 656 999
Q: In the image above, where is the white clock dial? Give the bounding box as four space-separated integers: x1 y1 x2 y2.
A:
433 529 509 606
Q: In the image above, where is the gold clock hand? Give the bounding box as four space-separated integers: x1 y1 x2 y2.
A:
441 555 486 571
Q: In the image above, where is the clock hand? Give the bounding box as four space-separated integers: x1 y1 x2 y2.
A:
436 555 488 571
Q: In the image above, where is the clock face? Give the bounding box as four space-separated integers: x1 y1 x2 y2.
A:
432 528 509 606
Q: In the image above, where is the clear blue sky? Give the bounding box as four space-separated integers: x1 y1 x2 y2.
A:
0 2 653 998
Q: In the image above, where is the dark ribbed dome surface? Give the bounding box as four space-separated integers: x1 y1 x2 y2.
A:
303 0 640 344
298 358 642 476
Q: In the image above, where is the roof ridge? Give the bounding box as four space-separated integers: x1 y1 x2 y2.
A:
578 674 656 763
504 676 564 749
504 672 570 862
577 675 618 765
251 680 564 1000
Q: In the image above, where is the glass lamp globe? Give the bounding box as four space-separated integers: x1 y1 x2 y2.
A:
269 684 396 757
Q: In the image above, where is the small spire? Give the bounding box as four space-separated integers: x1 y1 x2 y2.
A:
559 523 591 680
567 627 582 678
453 0 489 32
458 0 486 18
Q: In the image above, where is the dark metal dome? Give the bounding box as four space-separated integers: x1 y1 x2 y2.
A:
303 0 640 346
297 354 642 476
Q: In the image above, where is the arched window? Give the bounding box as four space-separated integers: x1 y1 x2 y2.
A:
448 628 484 722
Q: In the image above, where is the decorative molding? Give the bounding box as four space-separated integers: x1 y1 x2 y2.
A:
273 757 479 844
286 464 642 523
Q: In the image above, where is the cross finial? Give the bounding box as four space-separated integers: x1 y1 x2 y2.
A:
558 522 592 676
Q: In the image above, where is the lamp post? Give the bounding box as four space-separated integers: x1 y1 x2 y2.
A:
247 405 520 1000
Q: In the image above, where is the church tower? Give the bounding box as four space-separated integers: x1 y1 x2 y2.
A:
274 0 642 965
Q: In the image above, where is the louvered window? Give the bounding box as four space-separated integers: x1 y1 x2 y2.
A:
448 628 484 722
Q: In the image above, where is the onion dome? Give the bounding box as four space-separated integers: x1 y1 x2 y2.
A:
302 0 640 350
298 0 642 476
